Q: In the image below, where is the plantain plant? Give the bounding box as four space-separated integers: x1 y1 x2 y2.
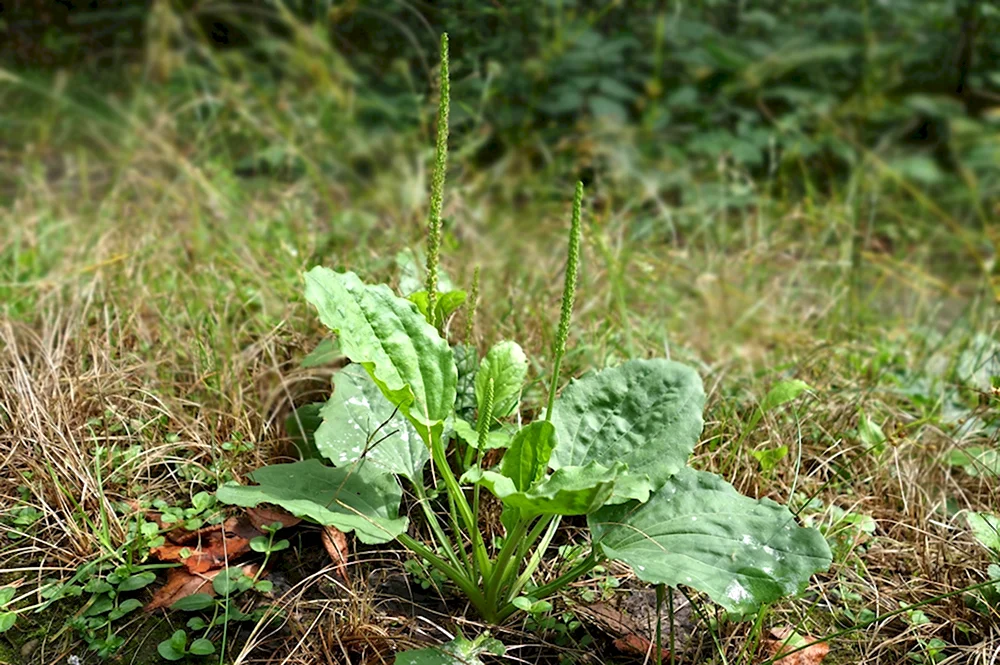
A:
217 33 831 633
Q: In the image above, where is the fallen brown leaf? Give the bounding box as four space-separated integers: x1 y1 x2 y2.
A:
763 627 830 665
321 525 350 583
246 506 302 532
572 590 693 659
143 563 260 611
150 517 257 573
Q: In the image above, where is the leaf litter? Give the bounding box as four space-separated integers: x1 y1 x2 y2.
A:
143 506 303 610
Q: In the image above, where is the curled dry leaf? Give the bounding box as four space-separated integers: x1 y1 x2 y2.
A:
150 517 254 573
149 513 297 573
763 627 830 665
144 564 260 611
321 525 350 583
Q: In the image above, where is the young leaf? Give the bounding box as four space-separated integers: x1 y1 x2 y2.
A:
303 267 457 439
315 365 430 483
0 613 15 633
751 445 789 473
550 359 705 502
476 341 529 420
109 598 143 620
857 410 886 455
0 587 15 607
213 568 253 596
450 417 511 450
157 630 188 661
285 403 325 460
84 595 114 617
499 422 557 491
170 593 215 612
589 467 832 614
463 461 624 518
189 638 216 656
760 379 812 413
217 459 407 544
409 290 468 325
118 572 157 592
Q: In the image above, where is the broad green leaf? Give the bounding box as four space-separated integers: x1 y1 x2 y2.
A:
0 587 14 607
760 379 812 413
550 359 705 502
476 341 528 420
301 338 341 368
217 459 407 544
393 632 505 665
589 467 832 614
499 422 556 491
453 344 479 421
450 417 511 450
0 612 15 633
303 267 457 439
315 365 429 483
967 512 1000 552
285 403 324 460
409 290 468 325
463 461 624 518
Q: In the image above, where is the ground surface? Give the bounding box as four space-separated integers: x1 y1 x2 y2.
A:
1 65 999 665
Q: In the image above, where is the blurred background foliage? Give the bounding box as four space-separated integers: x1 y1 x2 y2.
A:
2 0 999 231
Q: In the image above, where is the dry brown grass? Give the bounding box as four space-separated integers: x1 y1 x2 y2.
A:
1 75 998 665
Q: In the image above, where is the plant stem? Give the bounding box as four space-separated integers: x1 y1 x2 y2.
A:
425 33 450 327
412 482 465 572
507 515 561 601
397 533 490 617
655 584 664 665
496 549 600 622
545 181 584 421
485 517 531 611
446 492 473 576
430 433 492 580
669 587 676 665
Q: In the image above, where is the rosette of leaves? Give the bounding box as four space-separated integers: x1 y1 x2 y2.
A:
218 33 831 632
218 262 831 621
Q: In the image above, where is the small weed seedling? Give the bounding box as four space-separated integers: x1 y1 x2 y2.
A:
58 563 159 658
218 33 833 658
0 586 18 633
159 522 285 660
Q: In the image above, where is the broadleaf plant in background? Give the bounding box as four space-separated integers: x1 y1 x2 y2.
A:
217 33 832 655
